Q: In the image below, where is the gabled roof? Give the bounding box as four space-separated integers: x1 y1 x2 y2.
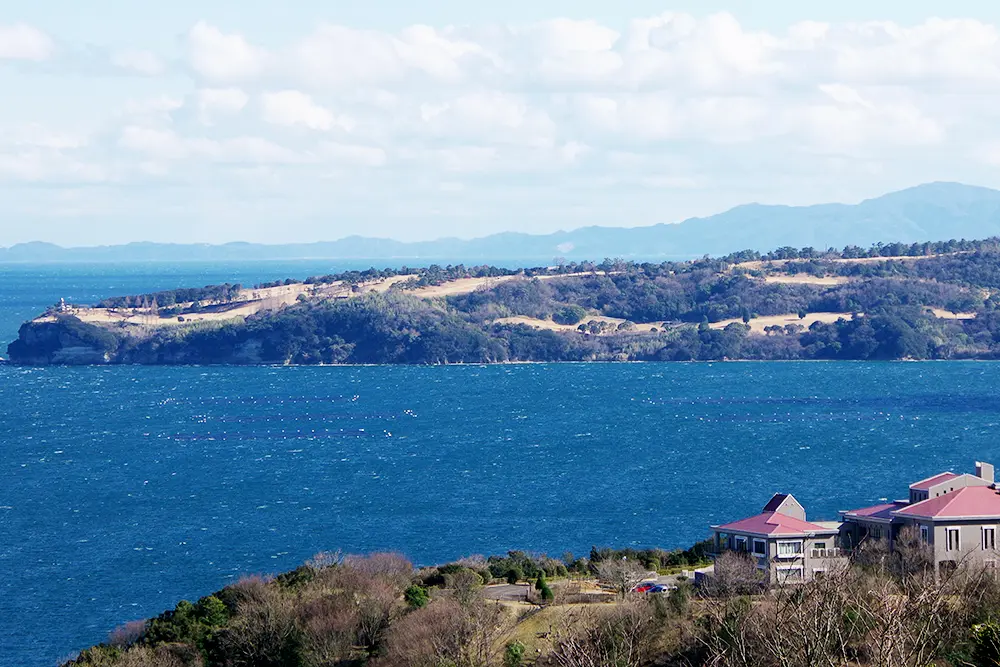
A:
910 472 958 491
713 511 838 537
893 485 1000 520
762 494 791 512
842 502 908 522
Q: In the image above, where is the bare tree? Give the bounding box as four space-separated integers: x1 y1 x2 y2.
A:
306 550 343 570
376 596 512 667
446 568 487 608
296 594 360 667
851 526 932 584
550 600 655 667
699 551 766 598
343 552 413 589
596 558 646 598
891 525 934 582
215 586 299 667
106 620 146 647
115 646 193 667
700 557 1000 667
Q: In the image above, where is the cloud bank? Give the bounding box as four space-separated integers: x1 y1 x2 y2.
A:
1 13 999 244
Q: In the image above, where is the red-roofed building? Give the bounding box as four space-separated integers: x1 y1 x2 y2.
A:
712 461 1000 583
839 461 999 574
711 493 845 584
911 472 959 492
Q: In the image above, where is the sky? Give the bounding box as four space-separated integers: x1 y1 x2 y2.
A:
4 0 1000 246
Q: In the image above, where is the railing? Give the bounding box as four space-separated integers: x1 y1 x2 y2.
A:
810 548 843 559
713 547 849 560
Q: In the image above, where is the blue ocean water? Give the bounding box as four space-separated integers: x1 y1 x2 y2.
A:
3 264 1000 665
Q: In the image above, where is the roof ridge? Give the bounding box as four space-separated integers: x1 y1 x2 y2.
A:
909 470 958 489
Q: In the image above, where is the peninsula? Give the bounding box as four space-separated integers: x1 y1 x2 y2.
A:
9 237 1000 365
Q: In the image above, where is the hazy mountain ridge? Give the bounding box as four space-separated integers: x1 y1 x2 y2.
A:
5 182 1000 263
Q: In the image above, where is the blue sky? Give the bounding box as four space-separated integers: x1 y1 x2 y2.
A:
3 1 1000 245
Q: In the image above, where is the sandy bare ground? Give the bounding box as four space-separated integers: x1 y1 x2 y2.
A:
764 275 850 286
711 312 856 333
495 315 662 334
407 271 602 299
737 253 957 272
498 312 862 336
361 274 418 293
713 308 977 333
42 272 618 328
409 276 524 298
39 276 417 327
930 308 977 320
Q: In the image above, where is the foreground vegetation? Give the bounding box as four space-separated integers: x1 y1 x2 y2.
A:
65 535 1000 667
13 237 1000 364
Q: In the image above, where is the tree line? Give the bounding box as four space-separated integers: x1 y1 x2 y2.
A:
63 534 1000 667
15 236 1000 365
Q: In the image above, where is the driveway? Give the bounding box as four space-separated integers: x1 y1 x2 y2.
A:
484 583 531 601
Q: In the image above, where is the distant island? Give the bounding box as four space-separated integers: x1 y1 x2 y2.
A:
10 237 1000 365
6 182 1000 263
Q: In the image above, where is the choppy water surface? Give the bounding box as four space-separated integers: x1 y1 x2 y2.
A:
3 264 1000 665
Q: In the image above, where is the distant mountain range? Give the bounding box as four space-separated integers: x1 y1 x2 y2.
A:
5 182 1000 263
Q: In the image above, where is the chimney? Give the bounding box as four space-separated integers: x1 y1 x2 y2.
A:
977 461 995 484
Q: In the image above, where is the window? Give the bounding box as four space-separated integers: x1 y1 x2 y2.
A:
734 536 748 553
985 527 997 551
777 541 803 558
776 566 803 582
871 526 882 539
920 526 929 543
947 528 961 552
813 569 827 579
752 539 767 556
814 542 827 550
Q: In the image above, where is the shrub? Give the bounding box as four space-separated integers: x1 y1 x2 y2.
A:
504 640 526 667
536 574 554 603
275 565 315 590
195 596 229 627
405 584 430 609
973 621 1000 667
553 304 587 325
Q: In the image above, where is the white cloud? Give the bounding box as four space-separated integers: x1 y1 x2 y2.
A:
12 12 1000 243
0 127 106 184
0 23 54 61
819 83 873 109
197 87 249 124
0 124 86 150
111 49 165 76
320 142 387 167
415 91 556 146
0 151 105 183
119 126 301 164
188 21 268 80
123 95 184 118
259 90 349 131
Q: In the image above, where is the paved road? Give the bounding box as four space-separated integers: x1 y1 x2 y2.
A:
484 583 531 601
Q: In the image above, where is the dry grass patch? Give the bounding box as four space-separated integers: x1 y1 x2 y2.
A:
763 274 850 286
495 315 662 334
712 312 856 333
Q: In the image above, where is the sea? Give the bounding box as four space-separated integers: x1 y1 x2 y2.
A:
3 262 1000 665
